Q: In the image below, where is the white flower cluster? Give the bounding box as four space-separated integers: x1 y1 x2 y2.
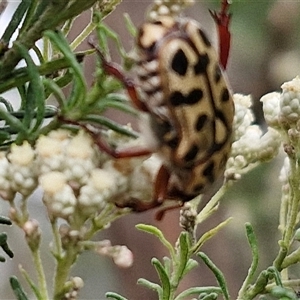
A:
95 239 133 268
261 76 300 131
64 277 84 300
279 157 290 191
0 142 37 200
148 0 195 20
260 92 281 129
261 76 300 197
0 129 158 222
225 94 282 180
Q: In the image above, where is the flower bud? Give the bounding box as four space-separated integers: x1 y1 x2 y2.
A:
260 92 281 128
7 142 38 196
279 76 300 127
232 94 254 141
40 172 76 220
23 219 41 251
95 241 133 268
112 245 133 268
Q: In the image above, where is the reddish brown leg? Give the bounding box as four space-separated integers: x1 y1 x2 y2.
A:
59 118 152 158
210 0 232 69
120 165 186 220
115 165 170 213
154 165 171 204
88 38 149 112
92 133 152 159
154 166 188 220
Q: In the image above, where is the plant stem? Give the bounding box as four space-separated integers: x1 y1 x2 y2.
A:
70 15 96 50
274 155 300 272
31 247 49 300
237 224 259 299
51 219 63 259
196 183 228 224
53 246 78 300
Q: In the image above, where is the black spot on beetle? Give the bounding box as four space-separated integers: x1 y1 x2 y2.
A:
215 110 227 126
194 53 210 75
168 186 194 202
214 65 222 83
169 91 185 106
147 42 156 53
187 89 203 104
150 117 174 144
221 88 230 102
171 49 188 76
198 29 211 47
166 136 179 149
193 183 204 193
169 89 203 106
202 161 215 183
184 144 199 162
195 114 208 131
153 20 163 25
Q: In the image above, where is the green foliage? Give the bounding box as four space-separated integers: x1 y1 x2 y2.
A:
110 220 299 300
0 0 133 150
0 215 13 262
1 0 300 299
132 225 225 300
10 276 29 300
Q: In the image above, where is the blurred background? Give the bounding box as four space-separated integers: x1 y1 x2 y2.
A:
1 0 300 299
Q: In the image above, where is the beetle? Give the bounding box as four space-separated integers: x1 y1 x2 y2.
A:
86 0 234 218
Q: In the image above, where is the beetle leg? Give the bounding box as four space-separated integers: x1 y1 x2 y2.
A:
59 117 152 158
154 165 171 204
154 166 191 220
209 0 232 69
93 133 152 158
88 38 149 112
84 123 151 158
115 164 176 219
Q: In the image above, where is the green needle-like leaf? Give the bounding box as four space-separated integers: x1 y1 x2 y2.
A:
44 30 87 110
175 287 222 300
270 286 297 300
137 278 162 294
184 259 198 275
1 0 31 43
267 267 283 287
152 258 171 300
43 78 66 108
0 233 14 258
237 223 259 298
0 108 27 139
136 224 175 259
198 252 230 300
192 218 232 253
21 0 47 34
10 276 29 300
163 256 172 276
0 215 12 225
19 265 43 300
0 97 14 112
123 13 137 38
14 41 45 134
173 232 190 285
106 292 128 300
